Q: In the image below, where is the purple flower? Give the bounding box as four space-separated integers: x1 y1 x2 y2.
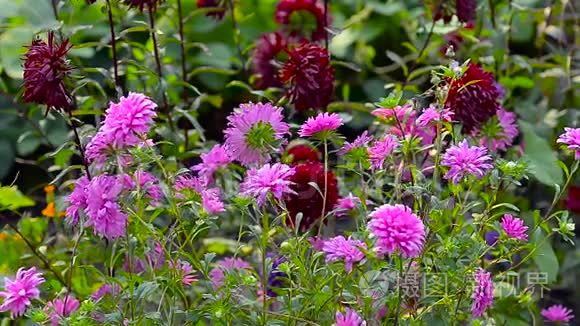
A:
500 214 528 241
557 127 580 159
339 131 373 156
322 236 366 273
123 170 163 204
309 236 325 251
267 256 287 297
145 241 165 270
174 175 225 214
441 140 493 184
209 258 252 289
91 284 120 301
333 308 366 326
541 304 574 323
191 144 231 183
84 175 128 240
368 204 425 258
368 136 399 170
170 260 198 286
0 267 45 318
334 193 360 217
224 102 290 166
416 105 454 127
45 295 80 326
299 112 343 137
373 104 434 145
240 163 295 206
479 109 519 151
65 175 90 225
471 268 494 318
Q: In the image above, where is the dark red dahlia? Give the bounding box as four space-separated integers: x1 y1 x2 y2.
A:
123 0 164 11
444 63 501 133
196 0 227 19
564 185 580 214
279 42 334 111
284 161 338 232
23 31 72 110
252 32 287 89
455 0 476 23
285 143 321 163
432 0 475 24
275 0 330 41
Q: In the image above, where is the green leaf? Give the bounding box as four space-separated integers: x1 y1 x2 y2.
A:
531 229 559 283
17 131 41 156
0 185 35 211
519 121 563 186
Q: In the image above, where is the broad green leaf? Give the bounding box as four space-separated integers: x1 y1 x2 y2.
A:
519 121 563 186
0 185 35 210
531 229 559 283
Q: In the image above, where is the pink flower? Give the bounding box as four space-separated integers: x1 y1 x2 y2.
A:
416 105 454 127
240 163 296 206
334 193 360 217
191 144 231 183
500 214 528 241
174 175 225 214
471 268 494 318
557 127 580 159
65 175 90 225
339 131 373 156
0 267 45 318
333 308 366 326
368 204 425 258
145 241 165 270
209 258 252 289
224 102 290 166
308 236 325 251
322 236 366 273
368 136 399 170
372 104 434 145
441 140 493 184
91 284 120 301
84 175 128 240
170 260 198 286
45 295 80 326
299 112 343 137
479 109 519 151
201 188 225 214
123 170 163 204
541 304 574 323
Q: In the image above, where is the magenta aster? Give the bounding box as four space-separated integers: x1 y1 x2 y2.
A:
280 43 335 111
65 175 90 225
541 304 574 323
441 140 493 184
334 193 360 217
275 0 329 41
45 295 80 326
123 170 163 204
23 31 72 110
170 260 198 286
191 144 231 183
241 163 296 206
368 135 399 170
0 267 45 318
299 112 343 137
84 174 128 240
471 268 494 318
252 32 287 89
368 204 425 258
479 109 519 151
372 104 434 145
224 102 290 166
339 131 373 156
500 214 528 241
333 308 366 326
557 127 580 159
416 105 454 127
91 284 120 301
209 258 252 289
174 175 225 214
322 236 366 273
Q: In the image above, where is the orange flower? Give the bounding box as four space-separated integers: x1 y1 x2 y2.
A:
44 185 56 194
0 232 8 241
42 202 57 218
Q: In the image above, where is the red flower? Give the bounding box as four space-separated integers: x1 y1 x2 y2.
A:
252 32 287 89
196 0 227 19
444 63 501 133
565 185 580 213
275 0 329 41
284 161 338 232
23 32 72 110
279 42 334 111
123 0 164 11
285 143 321 163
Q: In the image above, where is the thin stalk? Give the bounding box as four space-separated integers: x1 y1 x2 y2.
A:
176 0 188 102
318 138 329 236
66 109 92 180
106 0 122 93
488 0 497 28
260 208 268 324
324 0 329 49
227 0 245 74
392 256 404 326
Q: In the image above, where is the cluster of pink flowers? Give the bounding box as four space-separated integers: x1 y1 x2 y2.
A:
191 144 231 183
322 236 367 273
209 258 252 289
368 204 425 258
174 175 225 214
471 268 494 317
45 295 80 326
339 131 373 156
368 135 399 170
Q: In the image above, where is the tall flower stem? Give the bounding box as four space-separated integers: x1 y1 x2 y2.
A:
66 109 92 180
106 0 122 93
176 0 188 102
260 207 269 323
318 138 330 236
227 0 245 75
323 0 329 49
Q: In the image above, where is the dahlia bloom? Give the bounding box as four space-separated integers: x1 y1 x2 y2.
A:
252 32 287 89
196 0 227 19
299 112 343 137
209 258 252 289
45 295 80 326
0 267 45 318
275 0 329 41
241 163 296 206
500 214 528 241
65 175 90 225
339 131 373 156
444 63 501 133
471 268 494 318
416 105 454 127
441 140 493 184
368 136 399 170
84 174 128 240
322 236 367 273
267 256 287 297
564 185 580 213
224 102 290 166
285 161 339 231
123 0 163 11
557 127 580 159
191 144 231 182
479 109 519 151
23 31 72 110
280 43 335 111
284 143 321 163
333 308 366 326
174 175 225 214
334 193 360 217
541 304 574 323
368 204 425 258
170 260 198 286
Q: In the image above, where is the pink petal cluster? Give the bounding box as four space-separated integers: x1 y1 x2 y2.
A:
416 105 454 127
84 174 128 240
480 109 519 151
334 193 360 217
333 308 367 326
500 214 528 241
441 140 493 184
557 127 580 159
170 260 198 286
368 204 425 258
174 175 225 214
322 236 367 273
240 163 296 206
299 112 343 137
339 131 373 156
45 295 80 326
91 284 120 301
123 170 163 204
368 136 399 170
541 304 574 323
209 258 252 289
191 144 231 182
65 175 90 225
471 268 494 318
224 102 290 166
0 267 45 318
372 104 434 145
